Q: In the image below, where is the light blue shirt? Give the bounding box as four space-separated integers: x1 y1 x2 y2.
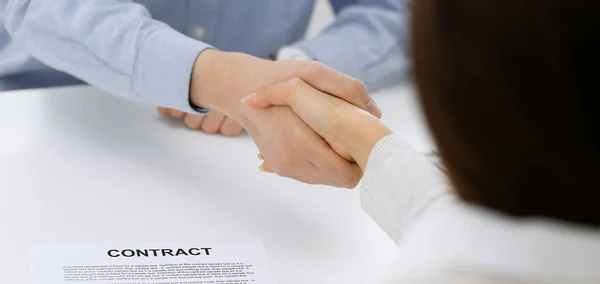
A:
0 0 408 114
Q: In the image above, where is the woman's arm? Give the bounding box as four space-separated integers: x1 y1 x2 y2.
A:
360 134 453 242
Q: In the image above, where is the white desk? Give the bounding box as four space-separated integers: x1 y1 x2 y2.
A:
0 84 434 284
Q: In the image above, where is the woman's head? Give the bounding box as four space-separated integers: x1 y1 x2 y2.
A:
411 1 600 226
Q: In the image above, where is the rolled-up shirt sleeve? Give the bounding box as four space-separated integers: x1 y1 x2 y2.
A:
292 0 410 90
2 0 211 114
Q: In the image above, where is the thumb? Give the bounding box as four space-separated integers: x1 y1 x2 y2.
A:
241 81 295 109
241 93 272 109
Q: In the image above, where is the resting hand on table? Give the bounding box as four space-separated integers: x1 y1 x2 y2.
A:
157 107 244 136
154 54 279 137
244 78 393 173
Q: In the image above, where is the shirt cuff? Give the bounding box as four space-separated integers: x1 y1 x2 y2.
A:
362 133 408 186
133 27 213 115
359 133 409 240
275 46 314 61
360 134 453 242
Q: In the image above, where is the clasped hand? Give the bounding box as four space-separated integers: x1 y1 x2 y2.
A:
159 50 389 188
244 78 393 187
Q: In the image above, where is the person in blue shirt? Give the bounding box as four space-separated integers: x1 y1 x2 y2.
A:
0 0 407 188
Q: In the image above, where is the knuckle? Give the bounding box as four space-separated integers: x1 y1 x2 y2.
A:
201 123 219 134
220 120 243 136
184 117 202 129
346 175 361 189
288 77 304 89
255 86 269 97
346 79 368 99
268 161 282 173
341 177 359 189
184 121 199 130
270 150 294 170
301 61 326 78
285 78 303 99
341 170 362 189
221 127 242 137
288 135 306 149
271 164 291 178
278 155 296 167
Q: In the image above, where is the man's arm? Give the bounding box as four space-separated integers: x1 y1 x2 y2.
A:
1 0 209 114
283 0 410 90
2 0 383 188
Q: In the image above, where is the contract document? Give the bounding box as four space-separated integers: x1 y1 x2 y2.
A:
30 241 277 284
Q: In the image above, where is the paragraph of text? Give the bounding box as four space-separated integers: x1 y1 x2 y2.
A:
63 263 256 282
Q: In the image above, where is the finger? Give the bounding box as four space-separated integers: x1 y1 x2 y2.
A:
219 117 245 137
242 81 296 109
168 109 186 119
247 79 337 112
261 144 328 185
259 162 275 173
157 107 169 116
275 161 324 186
258 153 265 160
295 62 382 118
325 158 363 189
315 145 363 189
184 114 205 130
247 79 350 139
303 127 362 188
270 129 354 187
200 111 226 134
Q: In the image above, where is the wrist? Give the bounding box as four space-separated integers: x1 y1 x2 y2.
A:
341 114 393 170
189 49 224 109
189 50 270 121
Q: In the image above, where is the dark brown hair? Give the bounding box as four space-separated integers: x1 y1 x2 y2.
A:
411 1 600 226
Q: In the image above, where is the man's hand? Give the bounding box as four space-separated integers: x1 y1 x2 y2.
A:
154 54 278 137
180 49 381 187
189 49 381 120
156 107 244 136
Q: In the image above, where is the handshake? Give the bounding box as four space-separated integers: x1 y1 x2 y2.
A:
164 50 392 188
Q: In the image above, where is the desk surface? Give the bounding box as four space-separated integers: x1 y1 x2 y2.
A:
0 84 434 284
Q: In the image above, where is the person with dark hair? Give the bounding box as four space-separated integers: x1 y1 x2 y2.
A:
243 0 600 282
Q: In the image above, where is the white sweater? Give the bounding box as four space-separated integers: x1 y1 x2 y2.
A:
360 134 600 284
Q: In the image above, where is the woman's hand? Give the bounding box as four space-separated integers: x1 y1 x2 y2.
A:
243 78 393 172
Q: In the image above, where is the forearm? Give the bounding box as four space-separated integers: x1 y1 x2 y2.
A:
190 51 256 118
337 110 393 171
190 51 336 123
291 0 410 90
360 134 454 243
2 0 210 113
